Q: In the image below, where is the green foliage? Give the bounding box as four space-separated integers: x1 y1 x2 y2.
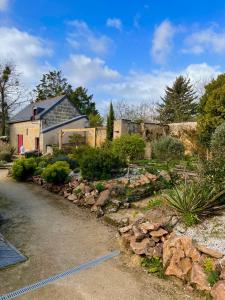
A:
71 145 92 162
49 154 78 170
141 257 165 278
69 86 98 116
95 182 105 193
165 181 225 225
79 148 126 181
42 161 71 184
197 74 225 147
144 198 162 211
34 70 72 101
106 102 115 141
211 123 225 157
200 157 225 189
203 258 219 286
112 134 146 161
157 76 198 123
89 113 104 127
12 158 37 181
0 142 15 162
182 212 198 227
152 136 184 161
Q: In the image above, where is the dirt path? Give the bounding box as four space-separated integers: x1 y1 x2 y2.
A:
0 170 201 299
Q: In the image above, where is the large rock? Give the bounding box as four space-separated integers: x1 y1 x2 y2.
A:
190 263 211 291
138 222 161 233
132 225 146 241
94 190 110 207
67 194 77 201
196 244 224 259
130 237 151 255
150 228 168 237
211 281 225 300
163 235 201 279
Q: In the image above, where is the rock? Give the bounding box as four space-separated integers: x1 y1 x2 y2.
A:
175 223 186 233
107 207 118 213
132 225 146 241
153 243 163 258
196 244 224 259
152 237 160 243
159 170 171 181
170 216 179 227
96 207 104 218
84 195 96 206
130 238 151 255
119 225 133 234
190 263 211 291
120 217 130 227
73 182 86 193
121 202 130 209
145 173 157 181
138 222 161 233
220 268 225 280
95 190 110 207
211 281 225 300
110 185 126 197
67 194 77 201
163 235 201 279
111 199 121 207
145 247 154 257
144 206 172 227
150 228 168 237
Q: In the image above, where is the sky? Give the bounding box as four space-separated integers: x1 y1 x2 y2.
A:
1 0 225 112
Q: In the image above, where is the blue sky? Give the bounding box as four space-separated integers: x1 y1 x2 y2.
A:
1 0 225 111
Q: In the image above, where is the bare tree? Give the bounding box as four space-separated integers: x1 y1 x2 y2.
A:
114 99 158 122
0 62 24 135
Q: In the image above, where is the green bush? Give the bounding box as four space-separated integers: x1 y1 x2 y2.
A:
0 151 12 162
71 145 92 162
112 134 146 161
164 181 225 226
211 123 225 157
12 158 37 181
79 148 126 181
42 161 71 184
49 154 78 170
95 182 105 193
152 136 184 161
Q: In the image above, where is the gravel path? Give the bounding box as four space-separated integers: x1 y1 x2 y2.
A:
0 170 202 299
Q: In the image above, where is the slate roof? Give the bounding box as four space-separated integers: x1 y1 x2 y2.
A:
9 95 67 124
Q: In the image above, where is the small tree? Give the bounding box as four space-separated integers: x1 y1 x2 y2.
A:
34 70 72 101
89 113 103 127
197 74 225 148
0 63 23 135
157 76 198 123
112 134 146 161
106 102 115 141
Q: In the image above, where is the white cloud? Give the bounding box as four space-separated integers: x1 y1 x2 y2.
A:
184 26 225 54
92 63 221 111
67 20 113 55
0 27 52 85
106 18 122 30
151 20 176 65
0 0 9 11
63 54 119 86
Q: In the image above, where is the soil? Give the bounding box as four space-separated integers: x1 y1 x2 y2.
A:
0 170 203 299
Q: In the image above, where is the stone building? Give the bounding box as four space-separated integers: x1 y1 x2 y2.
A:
9 95 89 153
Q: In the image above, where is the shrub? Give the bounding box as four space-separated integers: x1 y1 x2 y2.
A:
79 148 126 181
71 145 92 162
152 136 184 161
112 134 146 161
49 154 78 170
12 158 37 181
42 161 71 184
95 182 105 193
164 181 225 225
0 151 12 162
203 257 219 286
211 123 225 157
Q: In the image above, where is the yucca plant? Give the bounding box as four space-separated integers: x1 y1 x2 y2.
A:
164 181 225 224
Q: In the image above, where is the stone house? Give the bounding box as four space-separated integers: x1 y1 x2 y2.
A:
9 95 89 154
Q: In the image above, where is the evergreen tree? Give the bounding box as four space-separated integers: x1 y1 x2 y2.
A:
69 86 98 115
157 76 198 123
106 102 115 141
34 70 73 101
197 73 225 148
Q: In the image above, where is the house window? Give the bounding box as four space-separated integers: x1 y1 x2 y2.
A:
35 137 40 151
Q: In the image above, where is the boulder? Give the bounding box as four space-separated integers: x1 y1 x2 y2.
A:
150 228 168 237
190 263 211 291
132 225 146 241
67 194 77 201
119 225 133 234
196 244 224 259
211 281 225 300
95 190 110 207
130 238 151 255
84 195 96 206
138 222 161 233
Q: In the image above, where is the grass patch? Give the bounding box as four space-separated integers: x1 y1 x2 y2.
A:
144 198 162 211
141 257 166 279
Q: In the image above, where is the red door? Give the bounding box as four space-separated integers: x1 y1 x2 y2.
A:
17 134 23 154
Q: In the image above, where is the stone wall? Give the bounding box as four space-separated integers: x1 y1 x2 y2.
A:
42 98 80 129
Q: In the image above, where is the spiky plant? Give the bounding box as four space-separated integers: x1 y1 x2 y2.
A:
164 181 225 224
